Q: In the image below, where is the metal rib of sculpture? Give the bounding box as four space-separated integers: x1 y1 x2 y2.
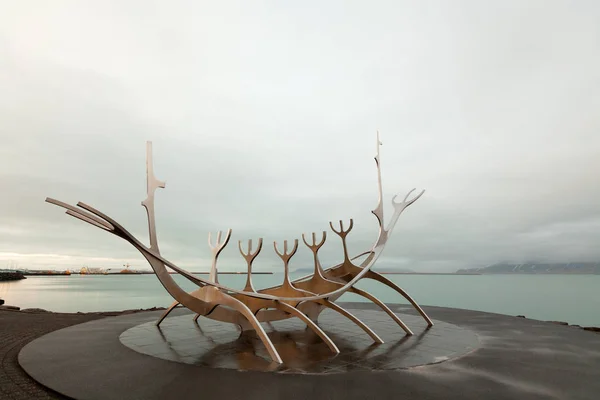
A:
46 132 433 364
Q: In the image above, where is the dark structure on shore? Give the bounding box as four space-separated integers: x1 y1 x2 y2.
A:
0 272 26 282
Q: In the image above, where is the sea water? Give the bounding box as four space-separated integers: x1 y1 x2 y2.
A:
1 274 598 326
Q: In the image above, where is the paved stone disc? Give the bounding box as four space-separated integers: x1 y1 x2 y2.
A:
18 304 600 400
120 309 478 373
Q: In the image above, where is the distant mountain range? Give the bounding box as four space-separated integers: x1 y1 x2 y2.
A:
457 262 600 275
293 267 415 274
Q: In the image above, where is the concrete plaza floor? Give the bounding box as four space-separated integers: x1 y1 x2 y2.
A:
14 303 600 400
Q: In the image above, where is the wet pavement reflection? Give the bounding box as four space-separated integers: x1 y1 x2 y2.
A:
120 309 478 374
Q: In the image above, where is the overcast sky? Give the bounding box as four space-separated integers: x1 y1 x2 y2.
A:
1 1 599 273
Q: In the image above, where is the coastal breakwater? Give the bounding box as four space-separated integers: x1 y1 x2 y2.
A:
0 272 26 281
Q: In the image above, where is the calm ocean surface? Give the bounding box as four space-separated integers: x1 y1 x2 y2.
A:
1 274 598 326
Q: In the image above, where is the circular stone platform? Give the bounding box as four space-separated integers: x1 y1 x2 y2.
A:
119 309 477 373
19 303 600 400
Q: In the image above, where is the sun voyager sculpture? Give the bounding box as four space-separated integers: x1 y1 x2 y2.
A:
47 132 433 364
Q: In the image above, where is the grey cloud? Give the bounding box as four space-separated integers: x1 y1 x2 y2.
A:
1 1 599 272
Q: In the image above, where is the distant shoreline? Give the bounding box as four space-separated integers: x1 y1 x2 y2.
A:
17 271 274 276
379 272 481 275
7 271 600 277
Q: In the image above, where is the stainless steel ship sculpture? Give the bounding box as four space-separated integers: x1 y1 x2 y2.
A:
46 133 433 364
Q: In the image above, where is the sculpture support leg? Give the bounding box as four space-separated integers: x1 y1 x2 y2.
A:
304 299 384 344
364 270 434 327
274 301 340 354
217 294 283 364
156 301 180 327
349 287 414 335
